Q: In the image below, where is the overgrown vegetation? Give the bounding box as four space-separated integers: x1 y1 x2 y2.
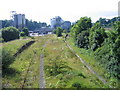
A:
2 34 111 88
2 16 120 88
1 39 31 55
44 35 108 88
2 48 15 69
2 36 46 88
1 27 19 42
70 17 120 87
53 27 63 37
96 17 120 28
21 27 29 36
1 39 32 78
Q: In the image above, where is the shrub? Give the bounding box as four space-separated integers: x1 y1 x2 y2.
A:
30 36 35 39
72 82 81 88
63 29 67 33
22 27 29 36
2 48 15 69
55 27 63 37
94 34 120 79
70 17 92 41
89 23 107 51
2 27 19 42
20 32 26 37
76 30 89 49
0 38 4 43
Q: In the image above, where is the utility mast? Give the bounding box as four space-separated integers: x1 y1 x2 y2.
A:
10 11 17 26
10 11 17 20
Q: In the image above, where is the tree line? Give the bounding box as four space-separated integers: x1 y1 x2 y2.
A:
96 17 120 28
70 17 120 80
1 19 47 30
0 27 29 42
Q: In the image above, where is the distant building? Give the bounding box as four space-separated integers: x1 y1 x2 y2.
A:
0 20 2 29
35 27 53 34
50 16 63 29
50 16 71 31
61 21 71 31
13 14 25 29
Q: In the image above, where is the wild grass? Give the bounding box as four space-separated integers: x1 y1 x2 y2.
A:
2 34 111 88
44 35 108 88
2 36 47 88
1 39 32 55
67 37 119 88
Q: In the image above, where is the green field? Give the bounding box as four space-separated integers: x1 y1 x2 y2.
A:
2 35 114 88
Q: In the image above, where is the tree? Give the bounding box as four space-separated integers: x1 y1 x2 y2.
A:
26 19 47 30
113 21 120 35
22 27 29 36
70 17 92 41
94 22 120 79
2 27 19 42
63 29 67 33
20 32 26 37
55 27 63 37
76 30 89 49
89 23 107 51
2 20 13 28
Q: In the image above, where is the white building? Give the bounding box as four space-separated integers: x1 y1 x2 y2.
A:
13 14 25 29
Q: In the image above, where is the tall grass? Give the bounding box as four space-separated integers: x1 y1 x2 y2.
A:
1 39 31 55
2 36 46 88
2 35 110 88
67 37 119 88
44 35 108 88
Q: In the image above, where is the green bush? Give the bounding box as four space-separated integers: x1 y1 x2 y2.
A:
76 30 89 49
63 29 67 33
94 32 120 79
2 27 19 42
89 23 107 51
0 38 4 42
72 82 81 88
55 27 63 37
22 27 29 36
70 17 92 41
20 32 25 37
30 36 35 39
2 48 15 69
45 56 71 76
70 18 120 80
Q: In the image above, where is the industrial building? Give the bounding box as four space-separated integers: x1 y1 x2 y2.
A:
13 14 26 29
61 21 71 31
50 16 71 31
50 16 63 29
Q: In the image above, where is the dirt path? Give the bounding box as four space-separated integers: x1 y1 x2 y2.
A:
39 54 45 88
65 40 112 88
39 43 47 88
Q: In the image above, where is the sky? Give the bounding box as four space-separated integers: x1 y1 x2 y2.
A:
0 0 119 25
